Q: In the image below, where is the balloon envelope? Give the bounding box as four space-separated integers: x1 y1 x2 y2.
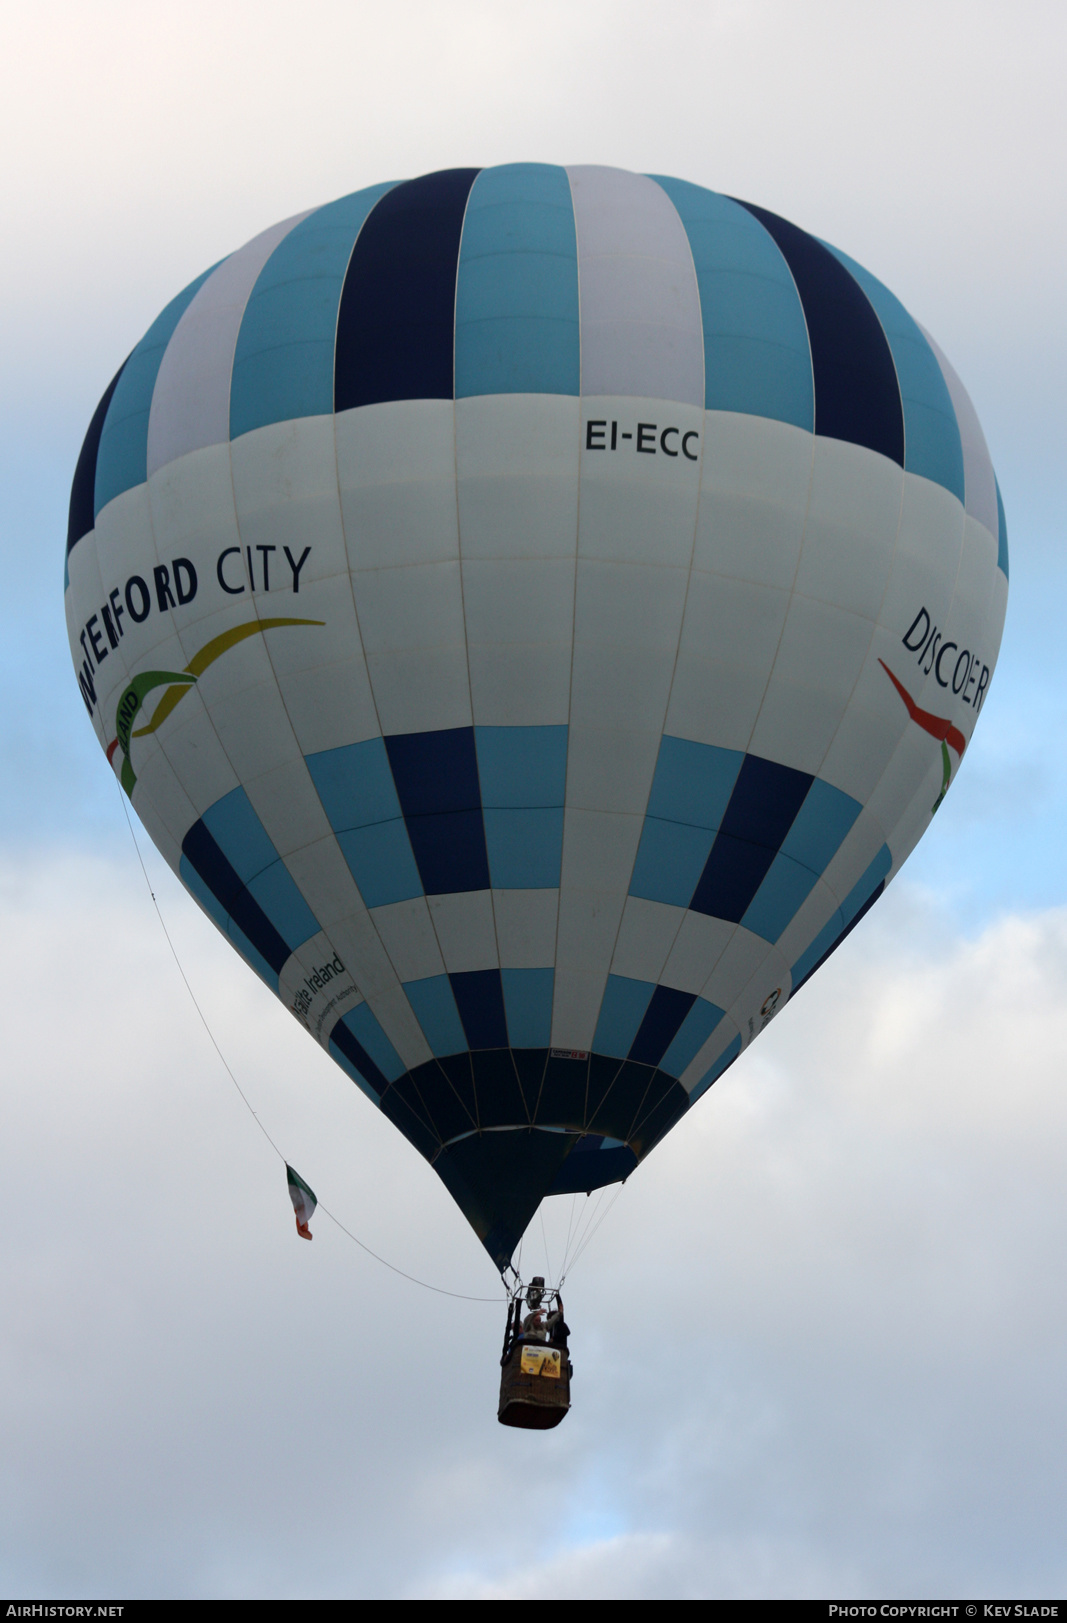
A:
65 166 1008 1271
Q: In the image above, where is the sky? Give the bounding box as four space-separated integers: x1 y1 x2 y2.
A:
2 0 1066 1599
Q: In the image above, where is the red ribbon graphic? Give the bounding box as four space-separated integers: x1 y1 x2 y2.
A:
878 661 966 757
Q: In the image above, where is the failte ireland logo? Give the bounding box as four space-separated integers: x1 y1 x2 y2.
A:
106 616 323 795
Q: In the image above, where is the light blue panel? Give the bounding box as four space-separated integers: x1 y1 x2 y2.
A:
789 843 892 988
789 904 844 993
483 807 564 888
780 778 862 875
690 1033 743 1104
455 163 580 398
202 786 278 883
651 177 814 430
246 860 321 949
340 1004 405 1083
94 264 218 514
742 851 818 943
659 997 725 1078
593 975 657 1060
306 737 403 829
996 475 1009 579
647 736 744 831
824 243 965 502
629 817 715 907
336 822 422 907
501 967 554 1048
474 724 568 807
404 974 468 1057
328 1036 382 1104
230 182 396 439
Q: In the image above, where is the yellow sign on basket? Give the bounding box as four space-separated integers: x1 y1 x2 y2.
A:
520 1345 562 1379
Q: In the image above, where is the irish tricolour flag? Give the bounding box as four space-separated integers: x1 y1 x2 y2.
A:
286 1165 317 1241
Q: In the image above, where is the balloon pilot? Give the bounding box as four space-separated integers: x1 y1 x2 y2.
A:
497 1276 573 1430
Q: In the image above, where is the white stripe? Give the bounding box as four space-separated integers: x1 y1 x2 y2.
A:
147 211 311 476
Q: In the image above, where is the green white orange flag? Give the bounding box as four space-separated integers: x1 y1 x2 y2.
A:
286 1164 317 1241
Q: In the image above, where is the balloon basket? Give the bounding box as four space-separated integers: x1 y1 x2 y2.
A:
498 1339 572 1429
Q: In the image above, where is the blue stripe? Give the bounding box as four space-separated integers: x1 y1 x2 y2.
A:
593 976 657 1060
647 736 744 830
741 851 820 943
651 177 813 430
995 475 1009 579
200 787 320 949
659 997 725 1078
789 844 892 989
404 974 467 1056
739 778 862 943
475 725 567 888
202 787 277 883
307 739 422 906
630 737 744 907
336 824 422 907
455 163 580 398
94 264 218 514
779 778 863 873
483 808 564 888
824 244 965 502
474 724 568 806
245 860 320 949
629 818 715 908
338 1004 405 1083
306 737 404 829
501 967 554 1048
628 984 696 1067
230 183 396 439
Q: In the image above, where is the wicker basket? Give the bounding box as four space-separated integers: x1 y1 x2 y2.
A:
498 1339 572 1429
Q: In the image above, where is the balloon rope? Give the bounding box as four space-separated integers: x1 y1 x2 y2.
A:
562 1186 624 1283
117 787 502 1305
539 1206 553 1285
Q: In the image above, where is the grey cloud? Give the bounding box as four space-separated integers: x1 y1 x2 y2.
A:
3 854 1067 1596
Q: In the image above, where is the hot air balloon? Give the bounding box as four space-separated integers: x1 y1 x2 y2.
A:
65 166 1007 1361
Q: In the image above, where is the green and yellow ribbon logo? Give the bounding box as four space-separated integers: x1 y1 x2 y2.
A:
107 617 323 795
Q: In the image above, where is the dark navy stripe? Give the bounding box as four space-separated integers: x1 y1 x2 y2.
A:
67 361 127 554
737 202 904 465
334 168 480 411
385 728 490 894
470 1049 529 1128
329 1016 391 1096
395 1060 474 1143
378 1083 440 1159
450 969 509 1050
587 1060 656 1142
628 985 696 1067
181 820 291 974
691 754 813 923
548 1143 637 1195
385 727 482 814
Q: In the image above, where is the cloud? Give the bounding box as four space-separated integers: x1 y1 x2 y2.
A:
2 848 1067 1596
